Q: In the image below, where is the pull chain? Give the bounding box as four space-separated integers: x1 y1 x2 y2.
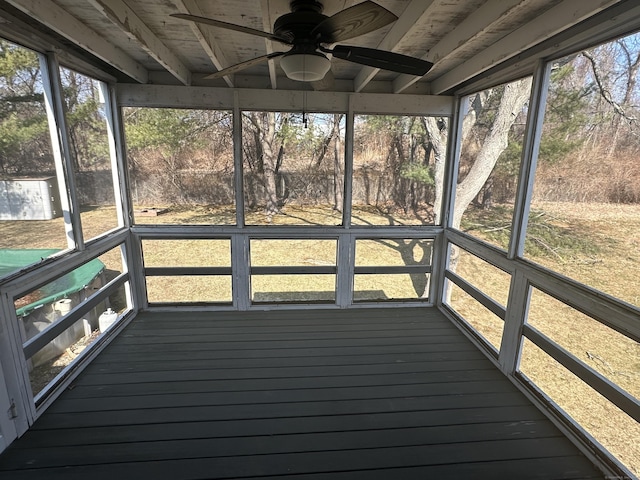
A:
303 91 308 128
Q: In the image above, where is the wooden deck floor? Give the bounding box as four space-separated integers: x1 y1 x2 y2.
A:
0 307 605 479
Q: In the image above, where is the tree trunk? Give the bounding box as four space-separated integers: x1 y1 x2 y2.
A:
452 77 532 229
261 112 280 216
315 114 343 169
423 116 447 224
426 79 531 302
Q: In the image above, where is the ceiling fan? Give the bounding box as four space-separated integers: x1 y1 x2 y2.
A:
172 0 433 82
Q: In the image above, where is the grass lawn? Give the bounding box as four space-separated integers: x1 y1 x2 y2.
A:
456 201 640 475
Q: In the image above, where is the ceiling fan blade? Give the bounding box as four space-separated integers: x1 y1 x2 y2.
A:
312 1 397 44
330 45 433 76
204 52 286 80
171 13 292 44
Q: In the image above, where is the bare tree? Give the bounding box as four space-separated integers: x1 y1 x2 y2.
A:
422 77 532 230
243 112 289 217
422 116 447 224
582 41 640 157
420 78 532 300
453 78 532 229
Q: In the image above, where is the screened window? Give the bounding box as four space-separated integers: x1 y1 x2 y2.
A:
524 32 640 308
124 108 235 225
60 68 119 240
351 115 447 226
456 77 532 249
242 112 345 226
0 40 69 278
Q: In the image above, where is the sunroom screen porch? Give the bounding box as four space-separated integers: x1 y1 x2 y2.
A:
0 1 639 479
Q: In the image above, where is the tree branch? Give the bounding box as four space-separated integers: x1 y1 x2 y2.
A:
582 50 638 130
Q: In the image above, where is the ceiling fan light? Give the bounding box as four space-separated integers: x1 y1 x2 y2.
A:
280 52 331 81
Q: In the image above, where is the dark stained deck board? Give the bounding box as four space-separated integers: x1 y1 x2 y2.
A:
243 457 605 480
13 406 550 448
1 423 566 468
32 392 534 430
1 446 605 480
86 349 487 373
49 368 510 399
89 344 480 364
0 307 606 479
49 381 522 413
112 328 463 344
70 359 495 386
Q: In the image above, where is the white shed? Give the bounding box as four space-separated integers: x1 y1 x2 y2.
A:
0 177 61 221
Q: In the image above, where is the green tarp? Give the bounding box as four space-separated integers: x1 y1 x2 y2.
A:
0 249 105 317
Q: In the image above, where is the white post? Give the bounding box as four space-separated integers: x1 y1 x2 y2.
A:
0 344 18 454
233 91 245 228
0 290 33 438
232 234 251 310
435 95 467 306
335 233 354 307
39 52 79 250
508 60 551 259
101 82 131 229
499 60 551 374
336 96 356 307
499 269 530 374
341 95 355 228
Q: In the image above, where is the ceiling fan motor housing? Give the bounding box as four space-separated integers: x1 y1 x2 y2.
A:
290 0 324 14
274 1 328 43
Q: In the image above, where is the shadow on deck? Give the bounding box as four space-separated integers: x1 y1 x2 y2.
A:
0 307 605 479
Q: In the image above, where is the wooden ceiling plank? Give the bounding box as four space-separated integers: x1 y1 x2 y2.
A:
174 0 233 88
6 0 148 83
429 0 621 95
393 0 528 93
353 0 436 93
89 0 191 85
260 0 278 90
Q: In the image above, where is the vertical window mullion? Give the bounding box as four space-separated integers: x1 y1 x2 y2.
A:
435 96 467 306
508 60 552 259
101 83 130 229
342 95 355 228
39 52 83 250
335 233 354 307
234 92 245 228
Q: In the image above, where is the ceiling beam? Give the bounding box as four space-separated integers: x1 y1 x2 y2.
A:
173 0 233 88
393 0 527 94
89 0 191 85
117 84 454 117
260 0 278 89
6 0 148 83
430 0 621 95
353 0 436 93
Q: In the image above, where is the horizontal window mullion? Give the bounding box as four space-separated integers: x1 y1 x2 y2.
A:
145 267 232 276
523 324 640 423
445 269 506 320
354 265 432 275
251 266 336 275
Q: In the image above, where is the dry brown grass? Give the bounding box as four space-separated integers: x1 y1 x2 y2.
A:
452 202 640 476
528 201 640 307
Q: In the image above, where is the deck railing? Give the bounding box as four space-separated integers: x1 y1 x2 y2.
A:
442 228 639 478
132 225 440 310
0 230 135 423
